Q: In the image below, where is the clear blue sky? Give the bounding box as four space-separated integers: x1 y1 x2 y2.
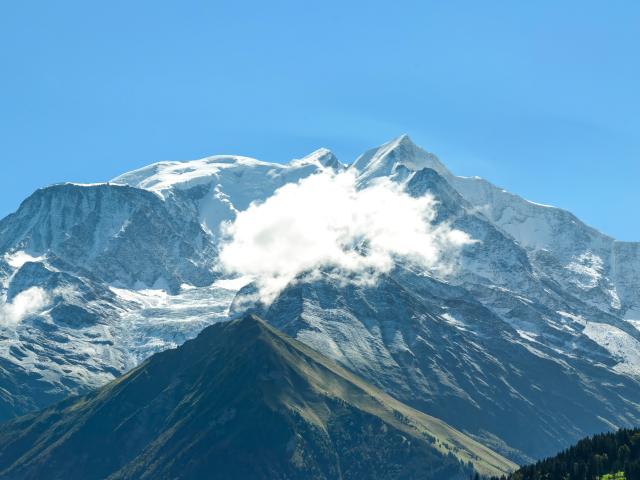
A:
1 1 638 240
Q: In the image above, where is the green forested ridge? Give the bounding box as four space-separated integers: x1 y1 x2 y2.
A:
490 428 640 480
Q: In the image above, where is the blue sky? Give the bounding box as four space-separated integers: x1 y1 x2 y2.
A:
1 1 638 239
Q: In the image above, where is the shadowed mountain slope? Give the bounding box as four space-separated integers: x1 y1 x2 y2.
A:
0 315 515 480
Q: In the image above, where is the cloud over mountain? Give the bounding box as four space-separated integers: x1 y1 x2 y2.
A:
219 170 473 302
0 287 50 325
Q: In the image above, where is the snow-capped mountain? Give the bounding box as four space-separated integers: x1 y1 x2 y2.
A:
0 183 217 292
0 151 342 419
252 136 640 461
111 149 344 239
0 136 638 463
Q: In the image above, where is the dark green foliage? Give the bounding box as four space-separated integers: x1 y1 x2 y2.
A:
491 429 640 480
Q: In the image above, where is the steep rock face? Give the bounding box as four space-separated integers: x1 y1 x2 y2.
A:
0 183 216 292
450 175 633 314
405 168 536 290
0 316 514 480
614 241 640 312
250 268 640 463
354 136 640 317
0 260 129 420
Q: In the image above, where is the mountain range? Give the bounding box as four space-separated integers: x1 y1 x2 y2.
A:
0 135 639 465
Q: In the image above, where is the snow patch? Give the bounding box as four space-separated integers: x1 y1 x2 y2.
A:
4 251 45 269
112 156 275 194
557 311 587 326
441 312 467 331
565 252 603 290
110 287 169 308
213 276 253 291
516 330 539 343
583 322 640 377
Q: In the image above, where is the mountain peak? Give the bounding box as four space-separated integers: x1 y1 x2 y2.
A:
291 148 344 171
392 132 414 146
227 313 275 339
0 314 514 480
350 135 450 183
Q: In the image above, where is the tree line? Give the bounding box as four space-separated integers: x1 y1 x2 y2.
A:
488 428 640 480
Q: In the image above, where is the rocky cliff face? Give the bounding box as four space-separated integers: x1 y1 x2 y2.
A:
0 183 217 292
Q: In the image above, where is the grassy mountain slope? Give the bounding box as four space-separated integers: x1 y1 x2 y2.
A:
0 315 514 480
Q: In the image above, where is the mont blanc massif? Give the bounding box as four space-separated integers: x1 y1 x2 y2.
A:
0 135 639 479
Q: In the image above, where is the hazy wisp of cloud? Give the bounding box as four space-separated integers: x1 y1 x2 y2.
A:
0 287 51 325
219 171 473 303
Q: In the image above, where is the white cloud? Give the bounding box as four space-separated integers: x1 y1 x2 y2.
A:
219 171 473 303
0 287 51 325
4 251 44 269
